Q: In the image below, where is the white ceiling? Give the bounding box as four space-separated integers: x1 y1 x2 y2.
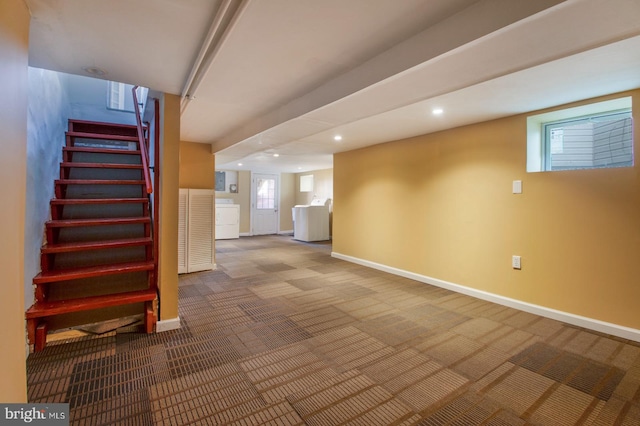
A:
26 0 640 173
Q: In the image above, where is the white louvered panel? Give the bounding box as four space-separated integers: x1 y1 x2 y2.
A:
177 189 188 274
187 189 215 273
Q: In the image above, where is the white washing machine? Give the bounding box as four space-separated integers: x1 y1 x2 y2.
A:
292 198 331 242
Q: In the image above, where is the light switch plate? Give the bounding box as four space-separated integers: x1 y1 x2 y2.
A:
512 180 522 194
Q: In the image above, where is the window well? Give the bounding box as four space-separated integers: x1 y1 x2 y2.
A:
527 97 633 172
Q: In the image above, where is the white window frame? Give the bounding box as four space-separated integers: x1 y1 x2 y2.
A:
299 175 314 192
107 81 126 110
527 97 633 172
107 82 148 112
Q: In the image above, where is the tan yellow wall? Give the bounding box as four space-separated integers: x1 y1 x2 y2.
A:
0 0 29 402
280 173 295 232
179 141 214 189
237 171 251 233
334 89 640 330
294 168 333 205
158 94 181 321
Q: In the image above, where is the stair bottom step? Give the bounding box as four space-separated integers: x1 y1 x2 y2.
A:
26 289 157 318
26 289 156 351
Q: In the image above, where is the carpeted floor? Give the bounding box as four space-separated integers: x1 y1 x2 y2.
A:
27 235 640 425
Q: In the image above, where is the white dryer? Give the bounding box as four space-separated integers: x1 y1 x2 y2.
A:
215 199 240 240
292 198 331 242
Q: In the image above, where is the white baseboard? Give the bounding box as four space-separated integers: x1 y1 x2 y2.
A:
331 251 640 343
239 231 295 236
156 317 181 333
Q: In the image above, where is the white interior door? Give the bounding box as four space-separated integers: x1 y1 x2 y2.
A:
252 173 279 235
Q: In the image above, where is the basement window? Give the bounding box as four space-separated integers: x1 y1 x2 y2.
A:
107 82 148 112
527 97 633 172
300 175 314 192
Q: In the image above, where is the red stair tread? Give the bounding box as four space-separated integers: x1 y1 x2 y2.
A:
63 146 141 155
56 179 145 185
51 198 148 205
60 162 143 169
69 119 139 131
26 288 156 318
42 237 152 254
33 260 155 284
67 131 140 142
46 216 150 228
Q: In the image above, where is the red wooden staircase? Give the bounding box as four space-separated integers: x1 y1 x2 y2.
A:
26 119 157 351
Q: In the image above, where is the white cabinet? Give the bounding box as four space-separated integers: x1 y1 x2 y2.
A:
215 204 240 240
178 189 215 274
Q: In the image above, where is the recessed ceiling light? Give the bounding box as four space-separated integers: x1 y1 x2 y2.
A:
82 66 107 76
237 163 243 166
432 108 444 115
334 135 342 141
273 153 280 157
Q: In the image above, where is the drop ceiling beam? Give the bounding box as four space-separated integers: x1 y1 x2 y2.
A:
180 0 249 113
212 0 566 153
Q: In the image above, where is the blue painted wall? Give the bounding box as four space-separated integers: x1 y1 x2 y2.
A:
24 67 71 310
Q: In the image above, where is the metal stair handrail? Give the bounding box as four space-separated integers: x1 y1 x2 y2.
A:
132 86 153 195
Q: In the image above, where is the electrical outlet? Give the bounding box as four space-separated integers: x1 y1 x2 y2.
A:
512 255 521 270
